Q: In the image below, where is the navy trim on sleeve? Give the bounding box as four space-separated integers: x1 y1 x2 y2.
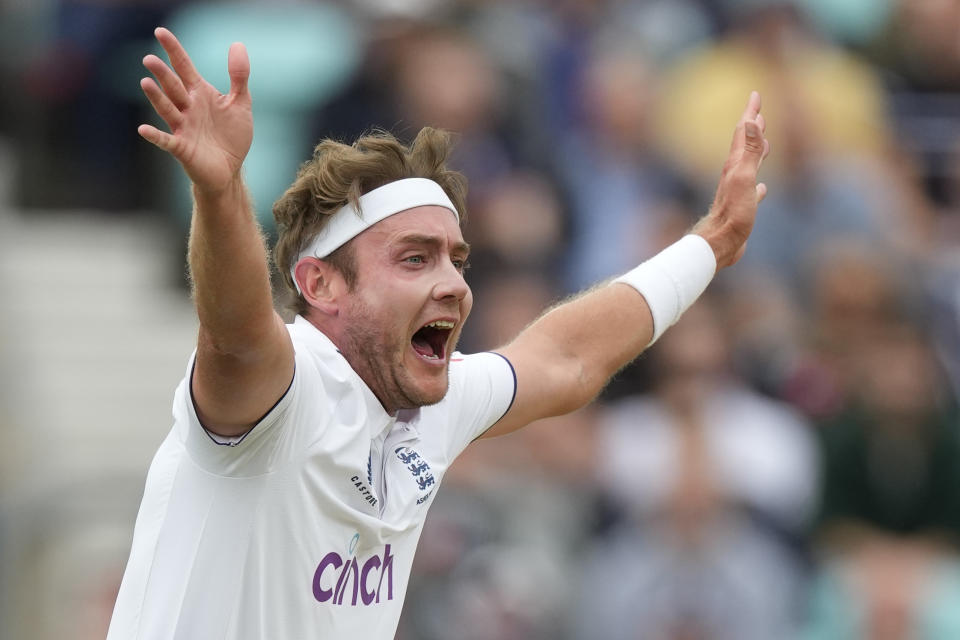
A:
489 351 518 423
470 351 518 442
190 360 297 447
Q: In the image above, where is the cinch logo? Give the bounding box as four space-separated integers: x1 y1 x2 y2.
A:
312 538 394 606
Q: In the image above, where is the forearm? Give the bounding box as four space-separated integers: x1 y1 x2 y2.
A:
535 233 716 397
493 234 716 436
188 177 277 354
514 282 656 410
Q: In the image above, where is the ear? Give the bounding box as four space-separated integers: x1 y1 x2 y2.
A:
295 257 346 316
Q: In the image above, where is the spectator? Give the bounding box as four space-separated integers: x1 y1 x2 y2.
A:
575 297 818 640
805 317 960 639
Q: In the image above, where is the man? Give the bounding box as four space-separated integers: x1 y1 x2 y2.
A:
107 28 769 639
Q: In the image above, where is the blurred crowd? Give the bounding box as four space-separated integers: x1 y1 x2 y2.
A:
4 0 960 638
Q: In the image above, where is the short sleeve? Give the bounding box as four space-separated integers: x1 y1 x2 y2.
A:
171 349 321 476
440 351 517 463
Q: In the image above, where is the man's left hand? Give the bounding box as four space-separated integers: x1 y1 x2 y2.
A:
693 90 771 269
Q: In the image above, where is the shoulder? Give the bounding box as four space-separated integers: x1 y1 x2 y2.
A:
444 351 517 410
447 351 515 383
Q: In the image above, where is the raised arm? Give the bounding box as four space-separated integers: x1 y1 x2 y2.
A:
486 92 769 438
139 27 293 437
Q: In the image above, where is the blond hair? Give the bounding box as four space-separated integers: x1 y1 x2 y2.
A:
273 127 468 314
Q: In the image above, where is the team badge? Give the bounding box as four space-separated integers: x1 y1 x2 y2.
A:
394 447 435 495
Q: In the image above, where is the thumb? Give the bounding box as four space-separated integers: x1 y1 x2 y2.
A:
227 42 250 100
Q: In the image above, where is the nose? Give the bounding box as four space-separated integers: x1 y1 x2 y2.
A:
432 260 470 302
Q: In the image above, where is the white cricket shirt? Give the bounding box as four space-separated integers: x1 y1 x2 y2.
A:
107 315 516 639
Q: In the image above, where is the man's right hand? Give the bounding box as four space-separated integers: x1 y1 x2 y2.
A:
138 27 252 195
138 27 294 439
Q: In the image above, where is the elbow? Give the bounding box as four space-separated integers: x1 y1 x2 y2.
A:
556 358 604 415
199 332 256 364
197 319 279 362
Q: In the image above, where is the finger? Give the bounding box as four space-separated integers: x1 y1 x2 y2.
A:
756 113 766 134
227 42 250 101
137 123 178 154
140 77 183 128
741 90 761 123
155 27 202 88
143 54 189 110
756 138 771 173
756 182 768 203
742 120 765 171
727 92 761 157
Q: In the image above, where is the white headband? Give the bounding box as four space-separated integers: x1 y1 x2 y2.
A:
291 178 459 294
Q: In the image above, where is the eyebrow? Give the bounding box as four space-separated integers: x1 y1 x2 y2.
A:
396 234 471 255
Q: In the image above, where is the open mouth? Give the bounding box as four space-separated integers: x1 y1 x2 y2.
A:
411 320 454 362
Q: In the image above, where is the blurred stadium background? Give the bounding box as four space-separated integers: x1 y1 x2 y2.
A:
3 0 960 638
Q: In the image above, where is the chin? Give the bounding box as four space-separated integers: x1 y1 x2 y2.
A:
402 377 449 409
418 382 450 407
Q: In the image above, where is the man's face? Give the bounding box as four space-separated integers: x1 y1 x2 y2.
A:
336 206 472 413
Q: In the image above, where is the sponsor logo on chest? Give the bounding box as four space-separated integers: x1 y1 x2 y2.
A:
313 533 395 607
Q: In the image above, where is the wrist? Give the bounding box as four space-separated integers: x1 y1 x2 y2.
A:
689 217 726 266
192 175 246 208
691 207 754 269
613 234 716 346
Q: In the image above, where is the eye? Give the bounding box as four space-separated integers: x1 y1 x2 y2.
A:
452 259 471 273
404 255 425 265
